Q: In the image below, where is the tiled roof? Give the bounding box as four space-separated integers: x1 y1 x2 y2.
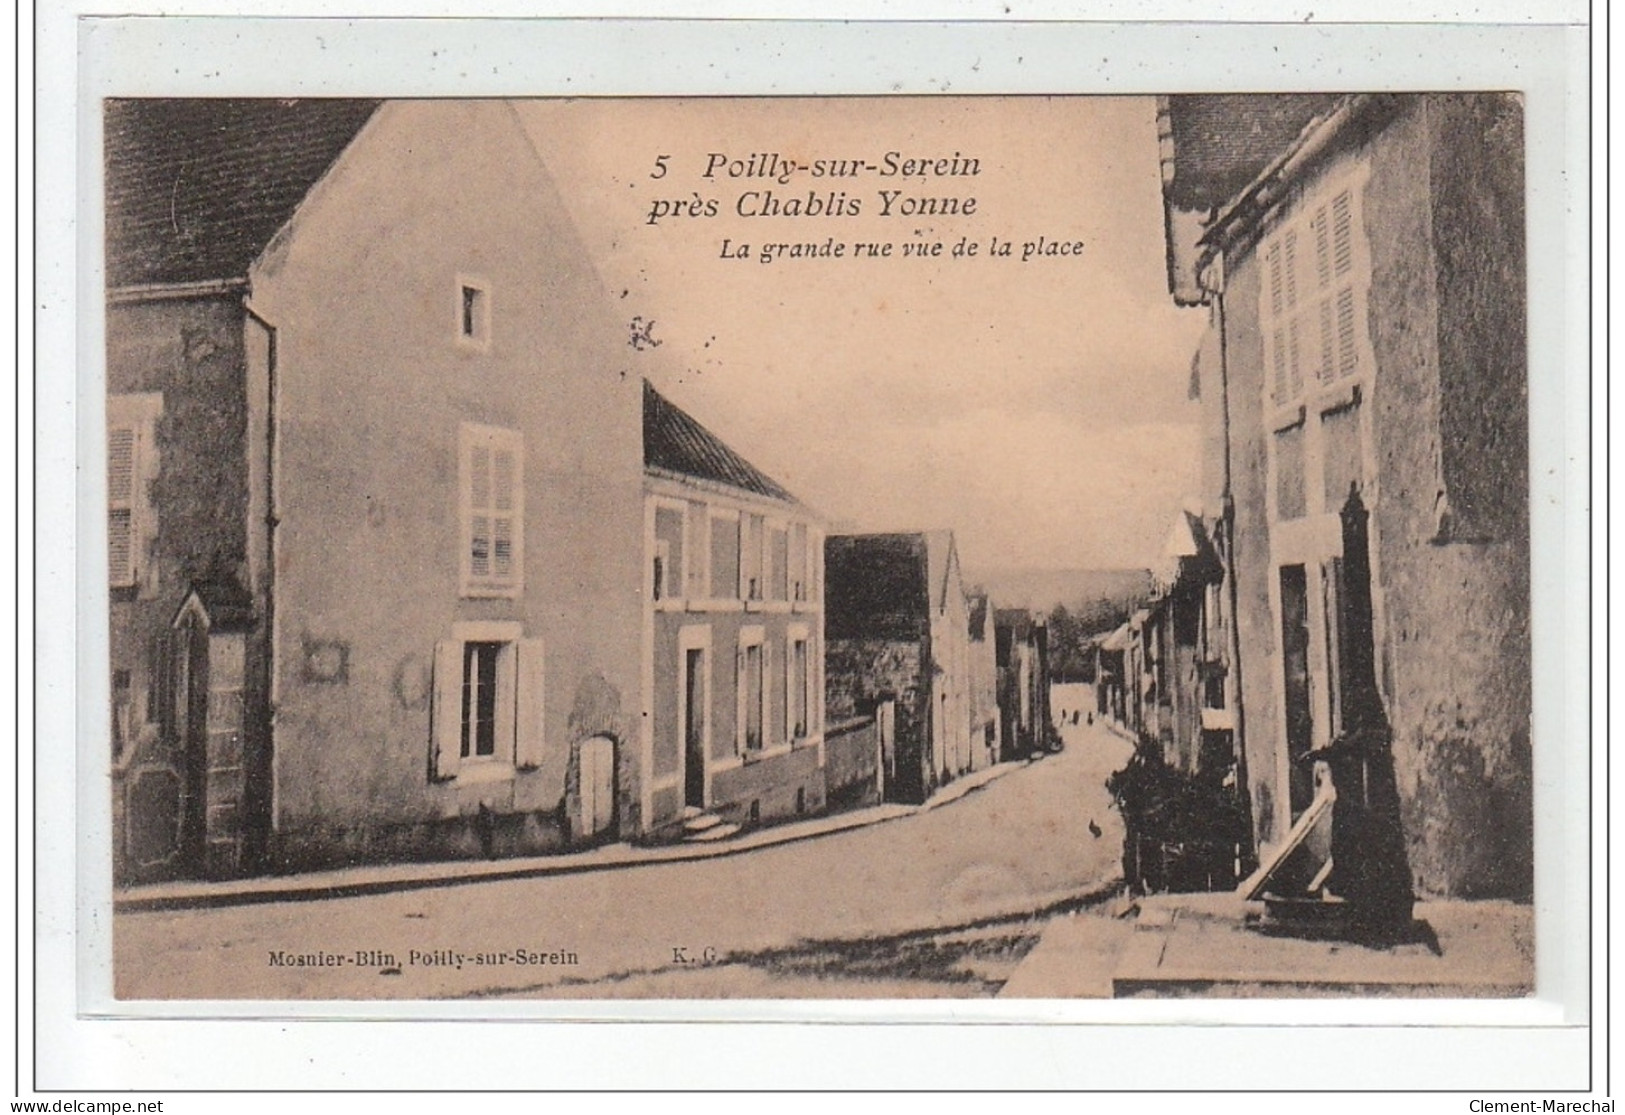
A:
103 98 381 288
1163 94 1342 213
642 380 797 503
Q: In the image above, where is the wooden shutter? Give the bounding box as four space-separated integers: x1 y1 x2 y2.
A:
514 637 546 769
431 639 463 780
108 425 136 587
492 447 516 581
735 644 746 754
1330 189 1360 380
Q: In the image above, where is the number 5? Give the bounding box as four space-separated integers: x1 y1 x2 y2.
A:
650 155 669 180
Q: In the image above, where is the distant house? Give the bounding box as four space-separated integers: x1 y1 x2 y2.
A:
825 531 973 804
642 381 827 834
1159 93 1531 900
1094 621 1130 727
994 609 1051 760
965 591 1000 770
1148 511 1229 778
104 99 660 881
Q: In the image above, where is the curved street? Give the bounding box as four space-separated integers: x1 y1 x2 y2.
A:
114 714 1133 1000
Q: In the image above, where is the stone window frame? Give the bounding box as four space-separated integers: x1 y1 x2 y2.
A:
458 422 524 599
430 621 544 783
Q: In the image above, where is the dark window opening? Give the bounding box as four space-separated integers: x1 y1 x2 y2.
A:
461 285 484 340
461 641 502 758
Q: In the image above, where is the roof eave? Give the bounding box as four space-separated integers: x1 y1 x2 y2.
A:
107 277 249 305
644 464 817 519
1195 94 1383 265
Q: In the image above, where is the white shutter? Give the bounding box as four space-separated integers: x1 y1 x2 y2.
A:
431 639 463 780
1282 229 1300 312
108 425 137 587
492 448 516 580
735 645 746 754
514 637 546 769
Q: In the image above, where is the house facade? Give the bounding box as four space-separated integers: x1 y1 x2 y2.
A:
1159 93 1531 900
106 99 655 881
965 592 1001 770
825 531 974 804
642 381 828 833
994 609 1052 760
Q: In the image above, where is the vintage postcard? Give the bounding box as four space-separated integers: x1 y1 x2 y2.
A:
97 87 1543 1007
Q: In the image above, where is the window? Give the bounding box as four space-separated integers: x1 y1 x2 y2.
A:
1273 423 1308 520
1261 179 1369 410
1321 400 1365 511
106 393 161 590
108 425 137 587
742 514 765 600
737 627 766 753
790 524 808 602
1261 170 1373 528
685 502 710 599
790 631 810 739
461 641 503 758
653 504 685 602
456 276 491 349
432 625 544 780
459 424 523 598
710 512 740 600
770 526 789 601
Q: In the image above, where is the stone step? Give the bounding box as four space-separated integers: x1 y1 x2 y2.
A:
683 812 724 833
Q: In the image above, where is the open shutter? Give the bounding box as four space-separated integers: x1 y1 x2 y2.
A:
431 639 462 780
108 425 137 587
735 645 746 754
514 637 546 769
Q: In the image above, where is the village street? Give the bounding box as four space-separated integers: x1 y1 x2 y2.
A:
114 714 1134 1000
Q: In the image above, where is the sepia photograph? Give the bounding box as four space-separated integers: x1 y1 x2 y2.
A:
94 88 1540 1006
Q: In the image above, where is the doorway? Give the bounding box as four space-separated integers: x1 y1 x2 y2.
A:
1278 564 1315 815
684 646 706 809
172 610 210 874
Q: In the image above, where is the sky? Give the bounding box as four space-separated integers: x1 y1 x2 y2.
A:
517 96 1208 573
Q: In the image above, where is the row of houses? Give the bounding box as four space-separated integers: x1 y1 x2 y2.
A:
1098 93 1531 909
103 98 1051 884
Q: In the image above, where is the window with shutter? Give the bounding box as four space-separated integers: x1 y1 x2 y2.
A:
430 624 534 782
106 393 161 592
459 424 523 598
790 523 808 602
1261 179 1369 412
1260 170 1373 528
108 425 137 587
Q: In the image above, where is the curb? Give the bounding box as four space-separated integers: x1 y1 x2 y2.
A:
115 759 1027 914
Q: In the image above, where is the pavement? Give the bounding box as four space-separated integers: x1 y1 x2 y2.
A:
114 756 1022 913
999 890 1535 998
